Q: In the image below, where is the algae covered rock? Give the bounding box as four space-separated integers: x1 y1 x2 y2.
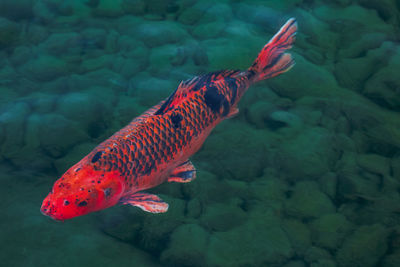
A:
310 213 353 250
200 198 247 231
206 211 293 266
160 224 209 267
0 17 20 48
274 127 338 181
285 181 335 219
282 219 311 255
39 114 89 158
21 55 69 82
135 21 188 48
336 224 389 267
197 121 270 181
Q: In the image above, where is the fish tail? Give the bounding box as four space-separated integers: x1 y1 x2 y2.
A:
248 18 297 82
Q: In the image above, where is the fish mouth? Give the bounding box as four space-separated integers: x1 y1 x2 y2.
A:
40 201 64 222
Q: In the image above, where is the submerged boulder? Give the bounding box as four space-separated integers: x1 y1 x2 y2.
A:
336 224 389 267
160 224 209 267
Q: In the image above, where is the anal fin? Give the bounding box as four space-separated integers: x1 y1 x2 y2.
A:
120 192 168 213
168 160 196 183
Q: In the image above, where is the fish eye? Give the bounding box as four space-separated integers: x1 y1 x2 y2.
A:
63 200 70 206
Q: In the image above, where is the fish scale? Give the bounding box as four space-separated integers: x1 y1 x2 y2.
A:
41 18 298 220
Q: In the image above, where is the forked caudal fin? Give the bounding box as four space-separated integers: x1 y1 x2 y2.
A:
248 18 297 82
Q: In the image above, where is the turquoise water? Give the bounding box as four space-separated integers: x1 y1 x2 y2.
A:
1 0 400 266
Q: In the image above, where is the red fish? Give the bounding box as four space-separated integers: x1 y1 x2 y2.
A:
41 18 297 221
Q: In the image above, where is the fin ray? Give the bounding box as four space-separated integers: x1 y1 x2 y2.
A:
120 192 169 213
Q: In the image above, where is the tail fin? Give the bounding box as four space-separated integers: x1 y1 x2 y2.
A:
248 18 297 82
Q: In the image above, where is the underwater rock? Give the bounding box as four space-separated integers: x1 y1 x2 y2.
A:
250 176 289 203
318 172 337 200
202 35 264 70
310 213 353 250
282 219 311 256
54 142 96 175
198 3 232 24
234 4 284 33
0 0 33 20
192 21 225 40
392 156 400 181
336 152 382 201
200 198 247 231
310 259 337 267
129 74 176 106
160 224 209 267
356 153 390 178
335 41 398 92
39 32 81 56
269 110 302 129
0 17 20 48
79 54 112 73
55 90 112 138
314 5 391 34
337 32 388 59
267 53 339 100
285 181 335 219
283 261 307 267
197 121 269 181
245 100 276 128
92 0 124 17
336 224 389 267
39 114 89 158
206 211 293 266
274 127 338 181
178 4 205 25
121 0 146 15
20 55 69 82
363 42 400 111
0 102 30 159
358 0 399 23
135 21 188 48
138 197 185 253
148 44 189 76
304 246 333 265
382 251 400 267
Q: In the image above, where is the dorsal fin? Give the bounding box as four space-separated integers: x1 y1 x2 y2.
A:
154 70 240 115
154 76 200 115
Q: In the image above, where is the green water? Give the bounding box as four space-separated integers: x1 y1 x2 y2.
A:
1 0 400 266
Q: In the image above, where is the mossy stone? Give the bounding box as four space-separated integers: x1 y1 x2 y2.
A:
160 224 209 267
285 181 335 219
336 224 389 267
310 213 353 250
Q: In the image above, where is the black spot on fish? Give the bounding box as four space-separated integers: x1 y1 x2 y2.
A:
204 85 224 113
78 201 87 207
171 113 183 128
91 151 103 163
104 188 111 198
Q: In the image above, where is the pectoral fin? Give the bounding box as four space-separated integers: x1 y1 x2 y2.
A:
168 160 196 183
120 192 169 213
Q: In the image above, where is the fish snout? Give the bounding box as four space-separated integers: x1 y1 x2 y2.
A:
40 198 64 222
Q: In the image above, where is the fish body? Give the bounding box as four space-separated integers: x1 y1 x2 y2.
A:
41 18 297 221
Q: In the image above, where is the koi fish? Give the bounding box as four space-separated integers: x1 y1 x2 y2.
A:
41 18 297 221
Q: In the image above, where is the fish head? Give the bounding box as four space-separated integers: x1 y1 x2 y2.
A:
41 165 124 221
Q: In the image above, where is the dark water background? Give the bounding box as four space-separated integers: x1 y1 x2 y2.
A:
1 0 400 266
